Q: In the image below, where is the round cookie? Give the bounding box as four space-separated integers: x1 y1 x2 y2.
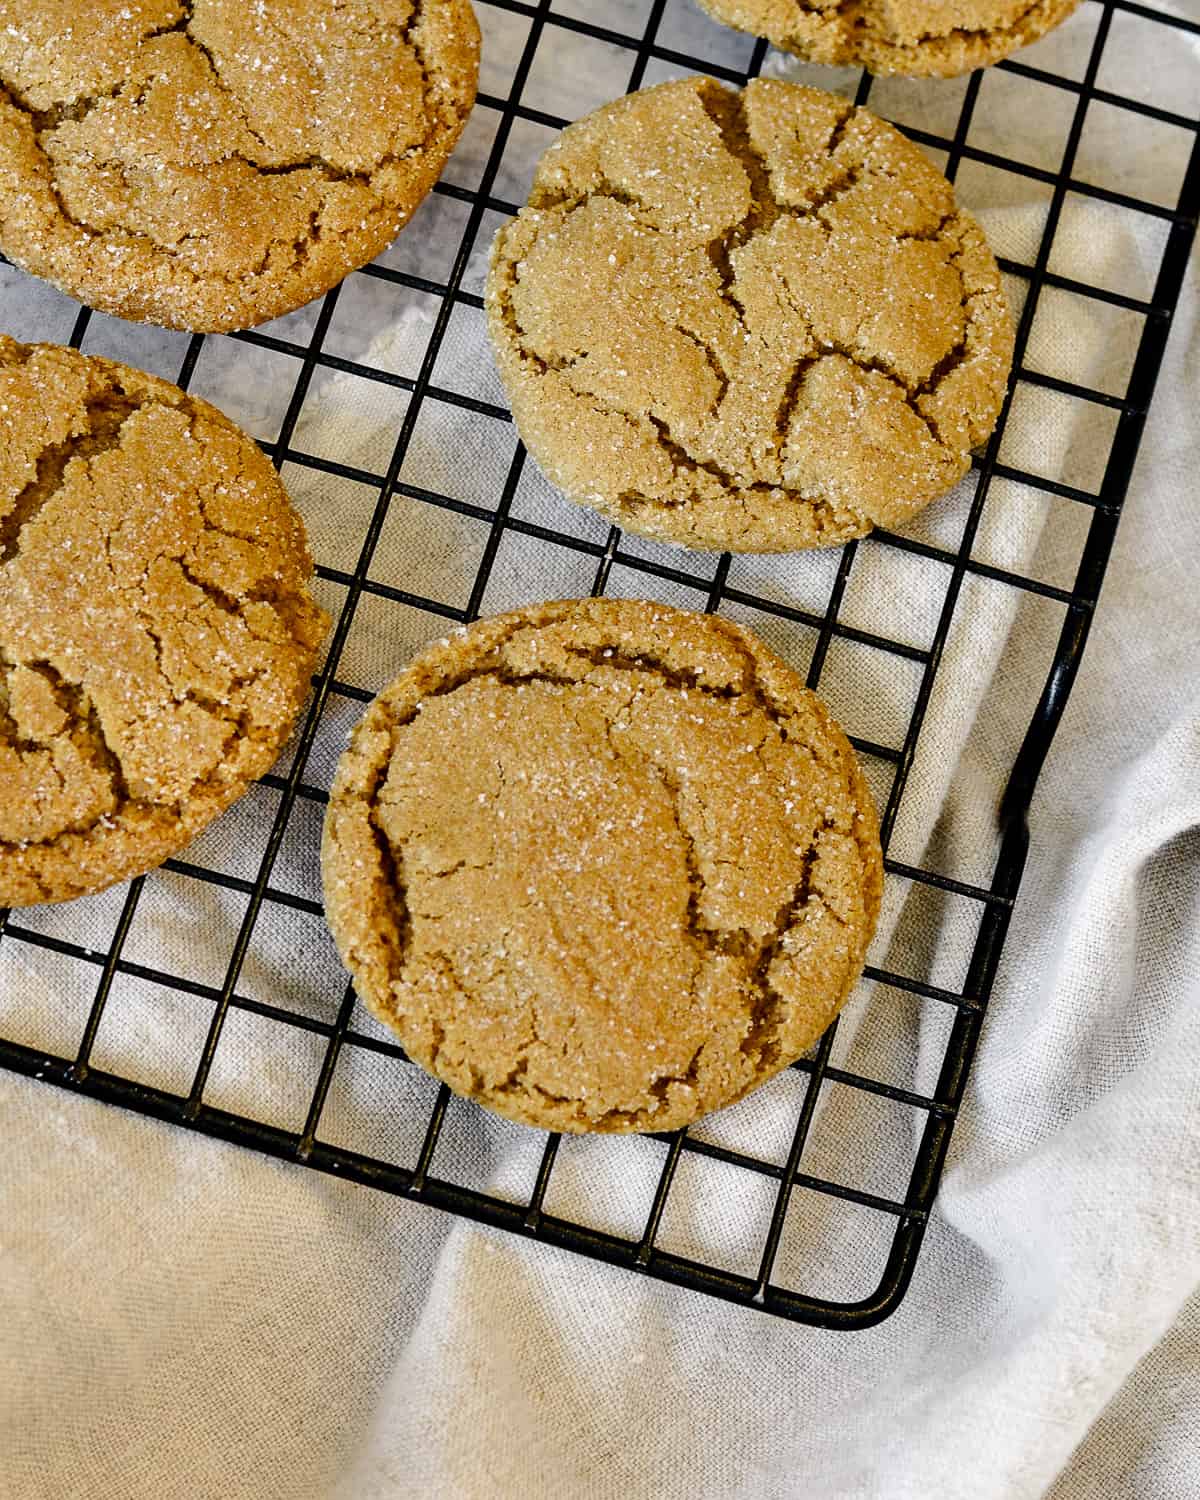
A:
322 598 882 1134
695 0 1082 78
0 0 480 332
486 77 1013 554
0 338 329 907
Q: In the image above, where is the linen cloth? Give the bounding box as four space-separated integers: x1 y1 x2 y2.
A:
2 2 1199 1496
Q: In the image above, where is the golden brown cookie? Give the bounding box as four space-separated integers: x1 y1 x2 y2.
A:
0 338 329 907
0 0 480 332
322 598 882 1134
696 0 1083 77
486 77 1013 554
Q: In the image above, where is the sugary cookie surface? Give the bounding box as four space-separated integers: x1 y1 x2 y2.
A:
323 598 882 1134
0 0 479 330
695 0 1083 78
0 338 328 906
487 77 1013 553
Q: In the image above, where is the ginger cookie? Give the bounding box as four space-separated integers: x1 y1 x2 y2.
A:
0 338 329 907
486 77 1013 553
0 0 480 332
695 0 1083 78
322 598 882 1134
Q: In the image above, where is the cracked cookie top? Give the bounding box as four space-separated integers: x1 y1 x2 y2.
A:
486 77 1013 554
0 0 479 331
695 0 1083 78
0 338 329 907
322 598 882 1134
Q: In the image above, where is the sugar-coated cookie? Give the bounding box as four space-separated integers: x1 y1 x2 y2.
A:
0 0 479 331
0 338 328 906
323 597 882 1134
487 77 1013 553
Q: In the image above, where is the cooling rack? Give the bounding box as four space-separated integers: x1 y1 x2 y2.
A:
1 0 1197 1329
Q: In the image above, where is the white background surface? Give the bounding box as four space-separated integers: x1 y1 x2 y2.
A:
2 2 1199 1496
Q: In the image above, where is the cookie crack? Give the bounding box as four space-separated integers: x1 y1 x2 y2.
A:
26 79 129 136
529 173 654 219
495 225 843 517
896 210 956 245
784 0 859 12
55 668 127 793
421 949 488 1088
23 0 433 179
586 1044 708 1130
388 659 755 732
674 325 730 411
642 412 852 534
739 842 820 1068
508 634 797 725
646 412 752 494
772 352 820 465
1 2 184 125
488 999 558 1099
695 83 786 315
0 382 313 650
0 648 25 749
0 392 140 566
651 761 754 961
697 81 863 262
911 0 1048 44
816 340 953 437
362 643 790 973
174 558 283 646
692 88 968 434
175 3 356 178
777 0 1049 46
367 785 412 976
566 642 747 695
0 657 130 847
0 646 276 854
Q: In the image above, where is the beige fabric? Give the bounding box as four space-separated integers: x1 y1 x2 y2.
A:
0 4 1198 1497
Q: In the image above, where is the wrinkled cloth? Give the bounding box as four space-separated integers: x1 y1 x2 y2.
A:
2 2 1199 1497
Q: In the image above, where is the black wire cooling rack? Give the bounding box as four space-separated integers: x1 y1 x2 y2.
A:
1 0 1198 1329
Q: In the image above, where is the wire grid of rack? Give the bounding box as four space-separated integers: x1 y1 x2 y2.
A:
1 0 1198 1329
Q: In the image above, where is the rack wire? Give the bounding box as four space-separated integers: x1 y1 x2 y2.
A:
1 0 1197 1328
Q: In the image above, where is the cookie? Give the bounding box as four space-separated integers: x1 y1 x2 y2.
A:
0 0 480 332
695 0 1083 77
0 338 329 907
486 77 1013 553
322 598 882 1134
